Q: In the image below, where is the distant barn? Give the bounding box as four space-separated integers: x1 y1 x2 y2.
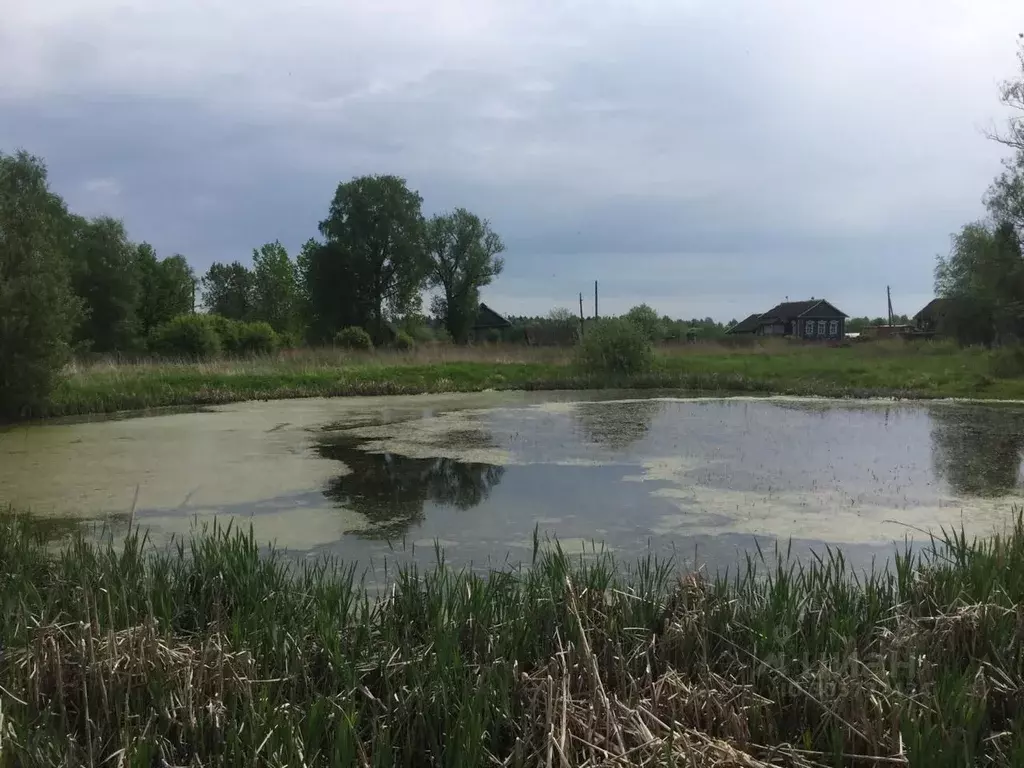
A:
472 303 512 333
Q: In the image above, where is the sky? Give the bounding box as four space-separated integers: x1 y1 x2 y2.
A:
1 1 1022 322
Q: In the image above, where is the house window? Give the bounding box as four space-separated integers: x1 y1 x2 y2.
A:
817 320 826 336
829 320 838 336
805 320 815 336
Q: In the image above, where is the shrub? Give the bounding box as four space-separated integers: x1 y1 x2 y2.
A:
334 326 373 351
149 315 222 360
207 314 241 355
575 318 654 375
394 331 415 351
236 321 279 356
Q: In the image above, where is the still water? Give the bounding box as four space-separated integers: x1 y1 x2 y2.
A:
2 392 1024 574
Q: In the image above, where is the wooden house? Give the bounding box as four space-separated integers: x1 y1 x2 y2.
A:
726 299 847 340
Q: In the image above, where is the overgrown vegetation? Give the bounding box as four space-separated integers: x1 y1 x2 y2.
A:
2 513 1024 765
576 318 655 374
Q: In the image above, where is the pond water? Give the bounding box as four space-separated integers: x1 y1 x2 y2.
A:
2 392 1024 575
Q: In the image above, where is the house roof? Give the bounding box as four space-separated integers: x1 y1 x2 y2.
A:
726 313 765 334
913 297 953 321
761 299 847 320
473 302 511 330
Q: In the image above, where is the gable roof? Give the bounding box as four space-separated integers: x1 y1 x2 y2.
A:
913 297 953 321
761 299 847 320
473 303 511 330
726 313 765 334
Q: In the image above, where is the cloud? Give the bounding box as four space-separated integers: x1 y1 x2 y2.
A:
1 0 1021 318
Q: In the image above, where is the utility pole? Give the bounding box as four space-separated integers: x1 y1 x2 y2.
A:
579 292 585 337
594 280 599 319
887 285 894 326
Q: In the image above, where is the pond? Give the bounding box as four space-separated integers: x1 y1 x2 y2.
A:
2 392 1024 575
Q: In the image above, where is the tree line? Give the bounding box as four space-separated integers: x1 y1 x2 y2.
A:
0 161 506 417
934 42 1024 345
201 177 505 347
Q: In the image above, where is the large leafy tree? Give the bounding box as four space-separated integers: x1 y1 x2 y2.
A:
137 243 195 334
201 261 254 320
317 175 427 342
69 215 142 353
424 208 504 343
935 221 1024 344
0 151 81 418
252 240 298 335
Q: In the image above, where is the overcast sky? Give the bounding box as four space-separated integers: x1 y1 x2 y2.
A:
2 1 1021 321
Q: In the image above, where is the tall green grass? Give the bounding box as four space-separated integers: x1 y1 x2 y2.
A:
3 515 1024 765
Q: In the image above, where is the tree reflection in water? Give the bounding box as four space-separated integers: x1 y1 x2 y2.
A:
929 405 1024 497
316 436 505 538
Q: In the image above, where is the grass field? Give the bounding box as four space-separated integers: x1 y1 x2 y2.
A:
19 339 1021 422
2 513 1024 765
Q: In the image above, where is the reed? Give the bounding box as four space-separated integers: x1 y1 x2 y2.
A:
2 512 1024 765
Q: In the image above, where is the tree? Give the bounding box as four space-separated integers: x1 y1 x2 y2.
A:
318 175 427 342
624 304 663 342
201 261 254 320
69 215 142 353
424 208 505 343
934 220 1024 344
251 240 298 335
986 41 1024 232
0 151 81 418
300 239 372 343
137 244 195 335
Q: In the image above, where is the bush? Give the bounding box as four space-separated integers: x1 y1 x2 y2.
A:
207 314 241 355
575 318 654 375
394 331 415 351
235 321 279 356
334 326 373 351
149 315 222 360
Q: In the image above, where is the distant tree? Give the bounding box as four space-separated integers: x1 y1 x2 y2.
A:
300 239 373 343
318 175 427 342
69 215 143 353
624 303 663 342
548 307 576 325
935 220 1024 344
0 151 81 418
202 261 254 320
424 208 505 343
137 244 195 334
251 240 299 335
